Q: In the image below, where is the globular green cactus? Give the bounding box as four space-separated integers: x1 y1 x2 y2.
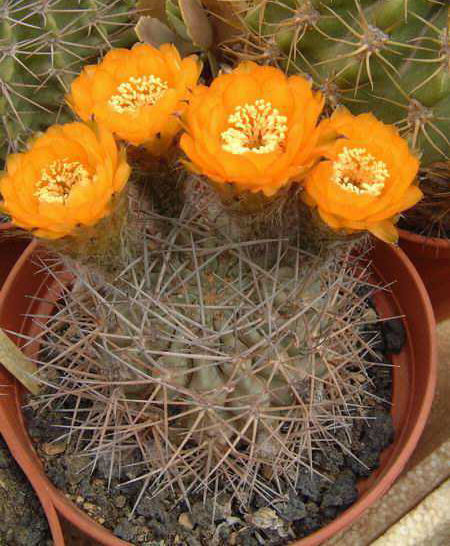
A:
32 198 381 510
0 0 138 164
223 0 449 167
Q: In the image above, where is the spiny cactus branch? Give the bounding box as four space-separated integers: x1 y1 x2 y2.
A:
221 0 448 166
1 0 138 163
22 201 392 513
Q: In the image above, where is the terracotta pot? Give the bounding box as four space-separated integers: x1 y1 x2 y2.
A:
0 222 30 288
0 240 437 546
0 232 65 546
398 228 450 323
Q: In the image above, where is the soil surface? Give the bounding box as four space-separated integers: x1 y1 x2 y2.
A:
0 437 52 546
24 316 402 546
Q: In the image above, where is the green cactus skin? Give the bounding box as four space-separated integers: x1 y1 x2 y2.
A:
183 174 364 254
0 0 138 164
232 0 449 166
31 198 382 510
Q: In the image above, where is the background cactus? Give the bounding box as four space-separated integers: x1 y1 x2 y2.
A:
31 194 383 512
211 0 449 168
0 0 138 165
400 161 450 238
134 1 449 239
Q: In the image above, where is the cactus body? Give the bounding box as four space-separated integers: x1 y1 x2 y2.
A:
33 200 382 509
229 0 449 166
0 0 137 163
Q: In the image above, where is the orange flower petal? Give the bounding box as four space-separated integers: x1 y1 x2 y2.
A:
91 69 117 103
0 122 130 239
181 62 324 196
222 74 260 112
68 44 201 155
367 221 399 244
303 112 421 242
5 153 24 176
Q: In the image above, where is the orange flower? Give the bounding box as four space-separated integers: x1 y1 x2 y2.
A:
303 110 422 243
180 61 324 196
67 44 201 155
0 123 130 239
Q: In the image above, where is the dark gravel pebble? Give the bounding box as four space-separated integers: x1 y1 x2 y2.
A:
321 470 359 509
295 468 328 502
114 519 140 542
381 317 406 354
276 495 306 522
0 438 52 546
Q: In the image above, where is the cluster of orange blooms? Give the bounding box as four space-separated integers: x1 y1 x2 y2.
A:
0 44 421 243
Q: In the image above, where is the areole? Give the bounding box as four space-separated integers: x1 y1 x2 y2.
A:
0 239 437 546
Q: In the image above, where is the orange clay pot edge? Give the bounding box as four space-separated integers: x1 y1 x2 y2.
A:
398 228 450 322
398 228 450 253
0 230 65 546
0 240 437 546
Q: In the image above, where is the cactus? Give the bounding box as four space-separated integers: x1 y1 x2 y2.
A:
31 196 383 511
219 0 449 167
400 161 450 238
0 0 138 164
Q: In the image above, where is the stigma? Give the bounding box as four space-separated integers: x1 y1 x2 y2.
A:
221 99 288 155
109 75 168 113
35 159 91 204
332 147 389 196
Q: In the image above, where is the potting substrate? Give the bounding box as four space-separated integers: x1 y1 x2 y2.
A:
0 437 53 546
25 313 398 546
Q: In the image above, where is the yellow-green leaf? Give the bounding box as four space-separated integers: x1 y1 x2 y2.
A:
0 328 40 394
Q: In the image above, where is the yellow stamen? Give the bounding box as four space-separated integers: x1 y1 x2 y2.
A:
108 75 168 114
221 99 288 155
34 159 91 204
332 147 389 196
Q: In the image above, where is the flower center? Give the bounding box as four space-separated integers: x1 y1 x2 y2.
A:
332 147 389 196
34 159 91 204
221 99 288 155
108 75 169 113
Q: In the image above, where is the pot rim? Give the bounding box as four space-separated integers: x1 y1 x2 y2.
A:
398 227 450 250
398 227 450 322
0 240 437 546
0 234 65 546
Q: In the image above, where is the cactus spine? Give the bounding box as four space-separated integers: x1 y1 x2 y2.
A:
32 197 382 511
0 0 137 164
222 0 449 167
